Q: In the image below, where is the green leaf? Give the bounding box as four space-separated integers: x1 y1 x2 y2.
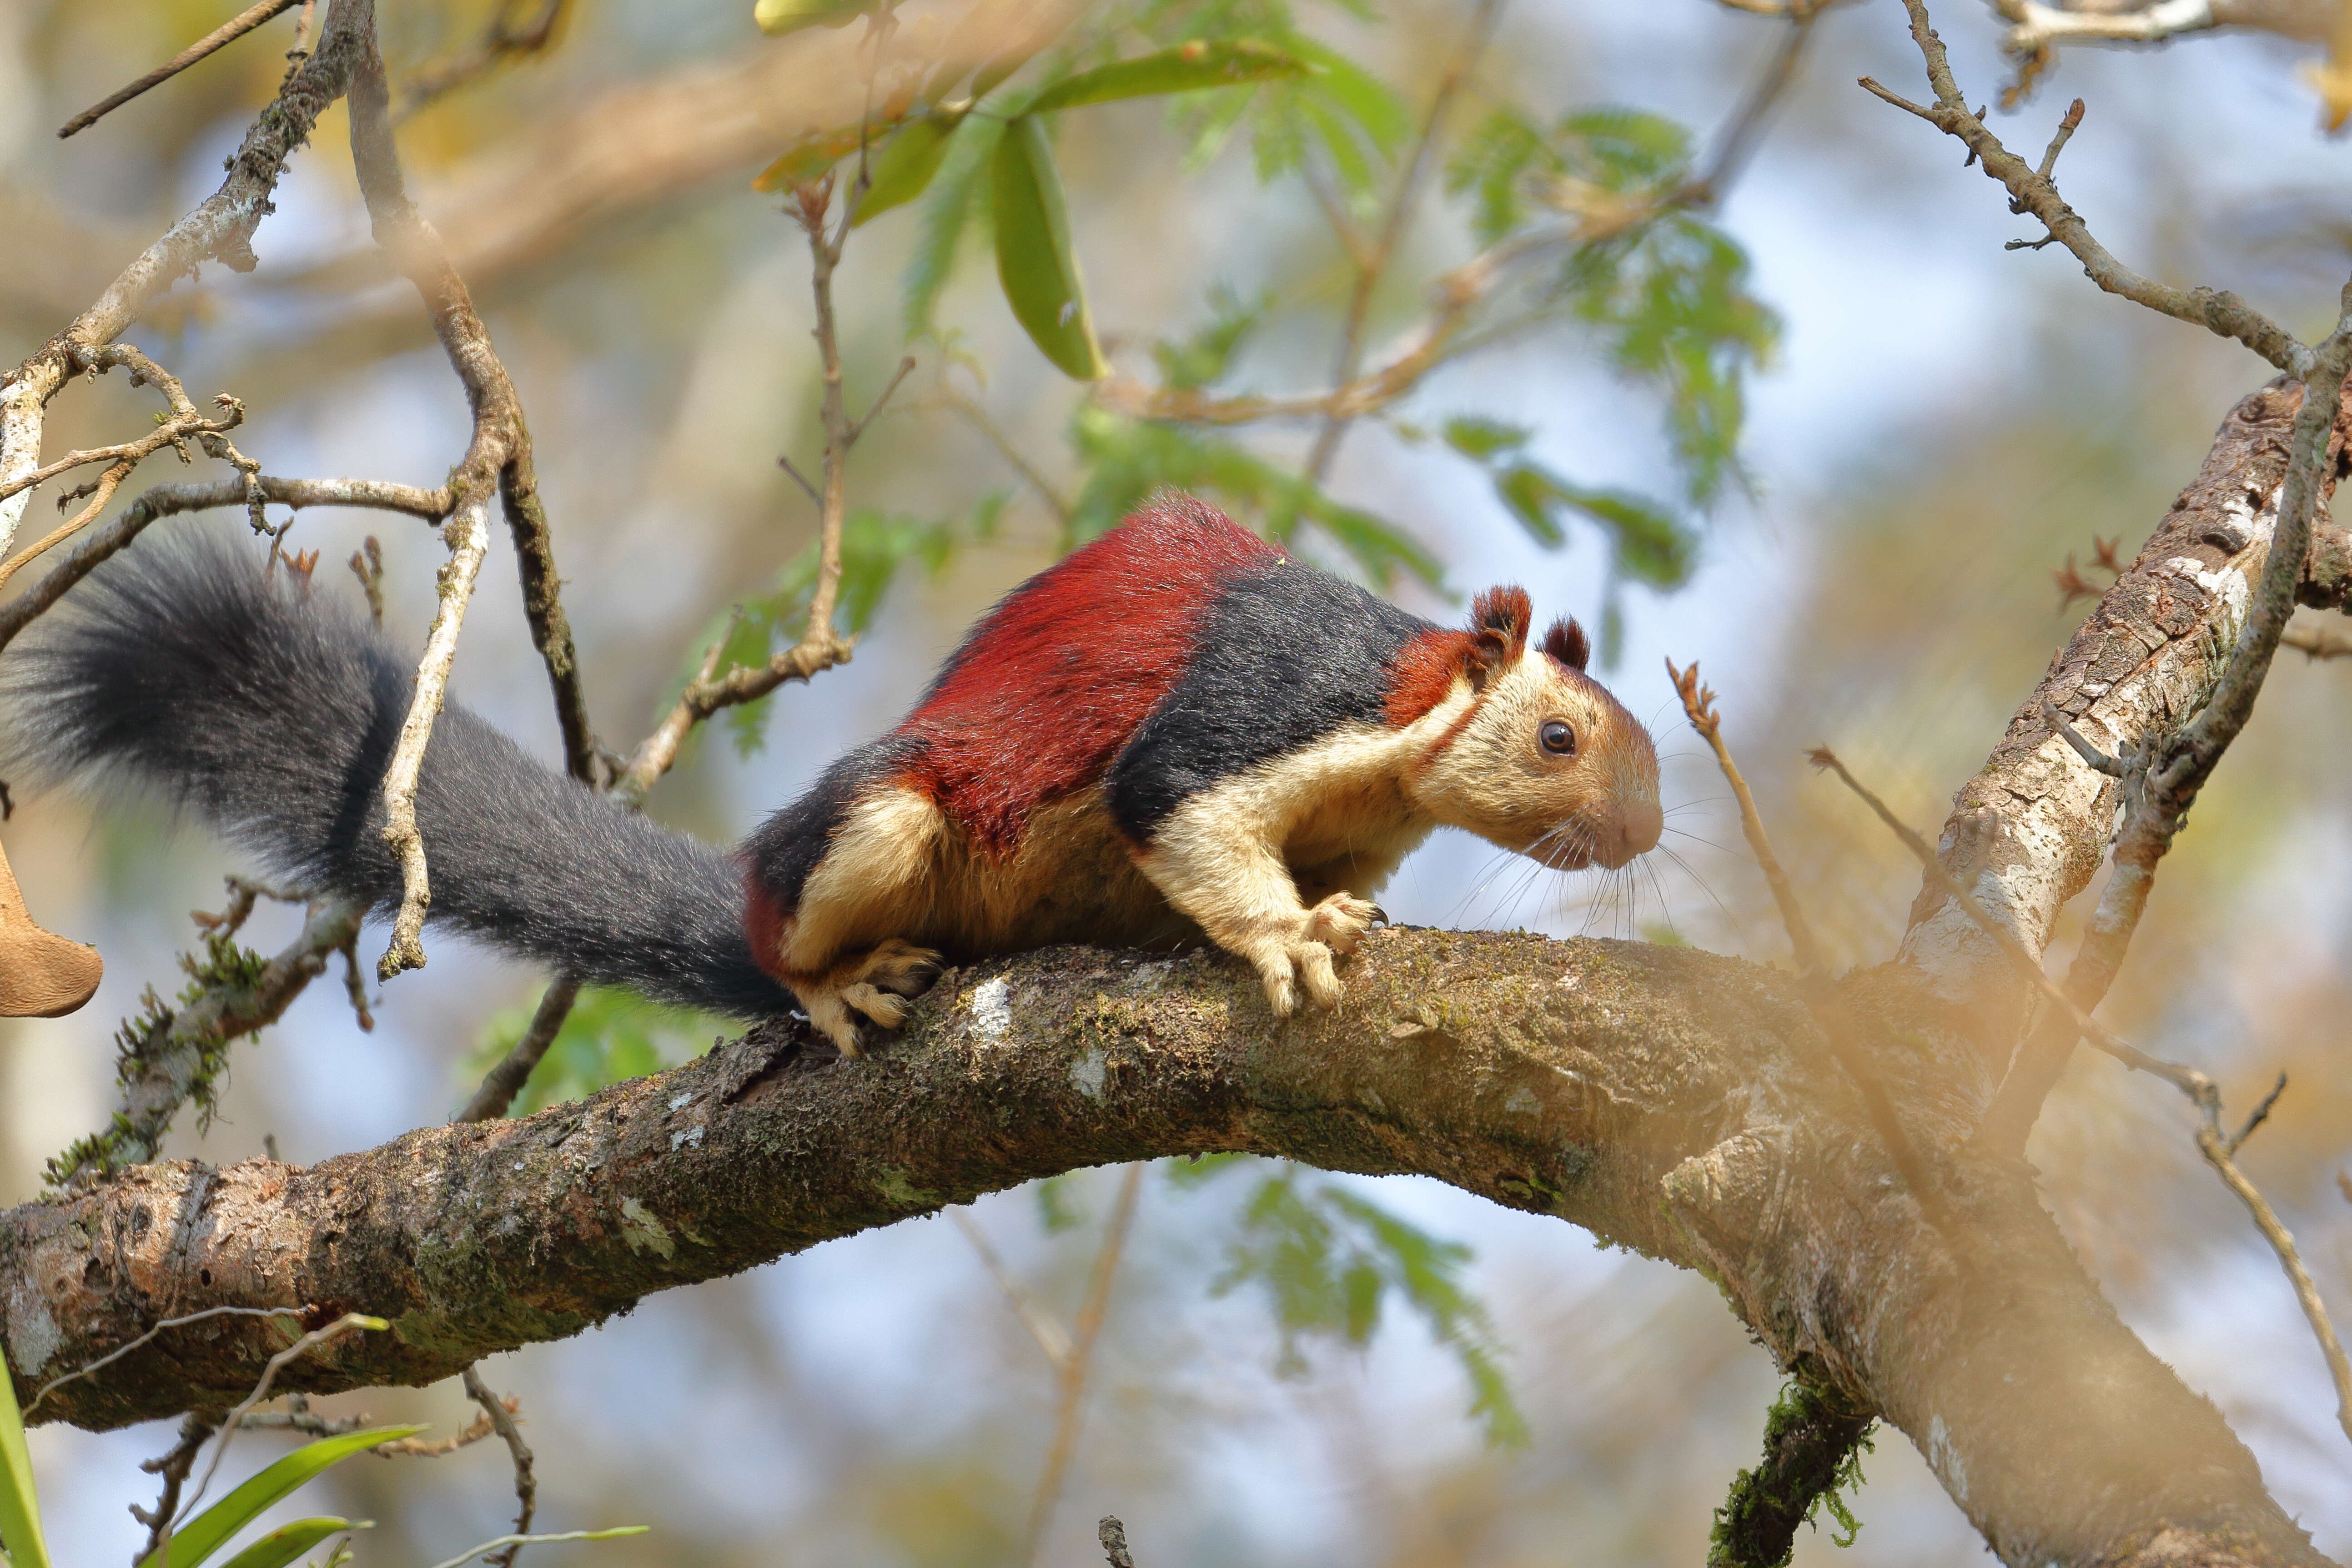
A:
903 112 1003 334
752 0 865 36
851 109 969 226
1151 283 1270 392
1495 465 1569 548
990 116 1107 380
1552 483 1693 587
1033 1174 1084 1234
1180 1160 1526 1446
1028 40 1307 113
146 1427 424 1568
752 124 869 193
0 1337 50 1568
214 1519 371 1568
1441 416 1532 462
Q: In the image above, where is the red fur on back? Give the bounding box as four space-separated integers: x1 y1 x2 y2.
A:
896 495 1277 854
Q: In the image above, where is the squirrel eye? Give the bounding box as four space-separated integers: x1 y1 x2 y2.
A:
1539 720 1576 756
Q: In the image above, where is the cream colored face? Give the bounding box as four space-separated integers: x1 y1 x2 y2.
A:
1412 647 1662 869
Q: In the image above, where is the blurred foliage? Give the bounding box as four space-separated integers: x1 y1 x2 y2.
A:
1166 1155 1527 1447
466 986 723 1117
1447 106 1779 508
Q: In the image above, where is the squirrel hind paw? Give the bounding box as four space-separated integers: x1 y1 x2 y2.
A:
859 938 942 996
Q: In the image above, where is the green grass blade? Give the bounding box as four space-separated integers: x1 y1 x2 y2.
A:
0 1339 51 1568
141 1426 422 1568
1028 40 1305 112
212 1518 371 1568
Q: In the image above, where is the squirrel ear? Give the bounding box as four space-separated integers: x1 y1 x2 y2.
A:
1464 587 1533 689
1541 616 1589 671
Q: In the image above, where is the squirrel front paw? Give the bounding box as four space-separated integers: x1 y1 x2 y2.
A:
1249 892 1384 1016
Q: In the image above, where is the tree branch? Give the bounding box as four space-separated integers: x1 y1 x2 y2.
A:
0 0 368 555
1861 0 2308 374
0 931 2331 1567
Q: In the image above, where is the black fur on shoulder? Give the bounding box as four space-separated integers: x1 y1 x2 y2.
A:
1106 556 1431 840
0 529 789 1017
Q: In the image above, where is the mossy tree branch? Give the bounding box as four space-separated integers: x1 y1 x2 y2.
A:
0 929 2330 1568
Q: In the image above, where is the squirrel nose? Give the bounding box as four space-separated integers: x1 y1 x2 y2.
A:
1595 798 1662 868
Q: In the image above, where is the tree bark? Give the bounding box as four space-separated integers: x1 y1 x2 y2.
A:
0 930 2329 1568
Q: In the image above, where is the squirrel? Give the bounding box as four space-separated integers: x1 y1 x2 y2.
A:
1 493 1661 1054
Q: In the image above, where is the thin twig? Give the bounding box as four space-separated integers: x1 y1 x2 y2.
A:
131 1414 217 1568
1098 1517 1137 1568
3 4 367 556
0 475 444 659
459 976 583 1122
1305 0 1506 481
56 0 303 139
934 381 1074 526
1667 658 1821 974
849 355 918 443
1860 0 2307 374
1666 663 1949 1232
371 1396 518 1456
377 496 493 980
952 1209 1075 1369
25 1305 307 1416
462 1365 537 1568
176 1313 388 1523
397 0 568 118
2035 96 2084 180
2195 1113 2352 1451
2283 621 2352 659
1019 1163 1145 1568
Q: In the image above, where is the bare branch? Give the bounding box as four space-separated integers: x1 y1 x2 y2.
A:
376 496 492 980
2 6 367 554
48 895 369 1188
344 0 597 967
1019 1164 1144 1568
1305 0 1507 482
0 475 447 659
462 1365 537 1568
458 977 584 1123
1667 658 1823 975
398 0 568 118
1863 0 2309 374
56 0 303 139
3 933 2330 1565
2195 1110 2352 1451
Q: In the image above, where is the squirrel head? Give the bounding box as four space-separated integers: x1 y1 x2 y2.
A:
1409 586 1661 869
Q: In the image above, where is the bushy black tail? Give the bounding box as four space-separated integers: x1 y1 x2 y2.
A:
0 530 790 1017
